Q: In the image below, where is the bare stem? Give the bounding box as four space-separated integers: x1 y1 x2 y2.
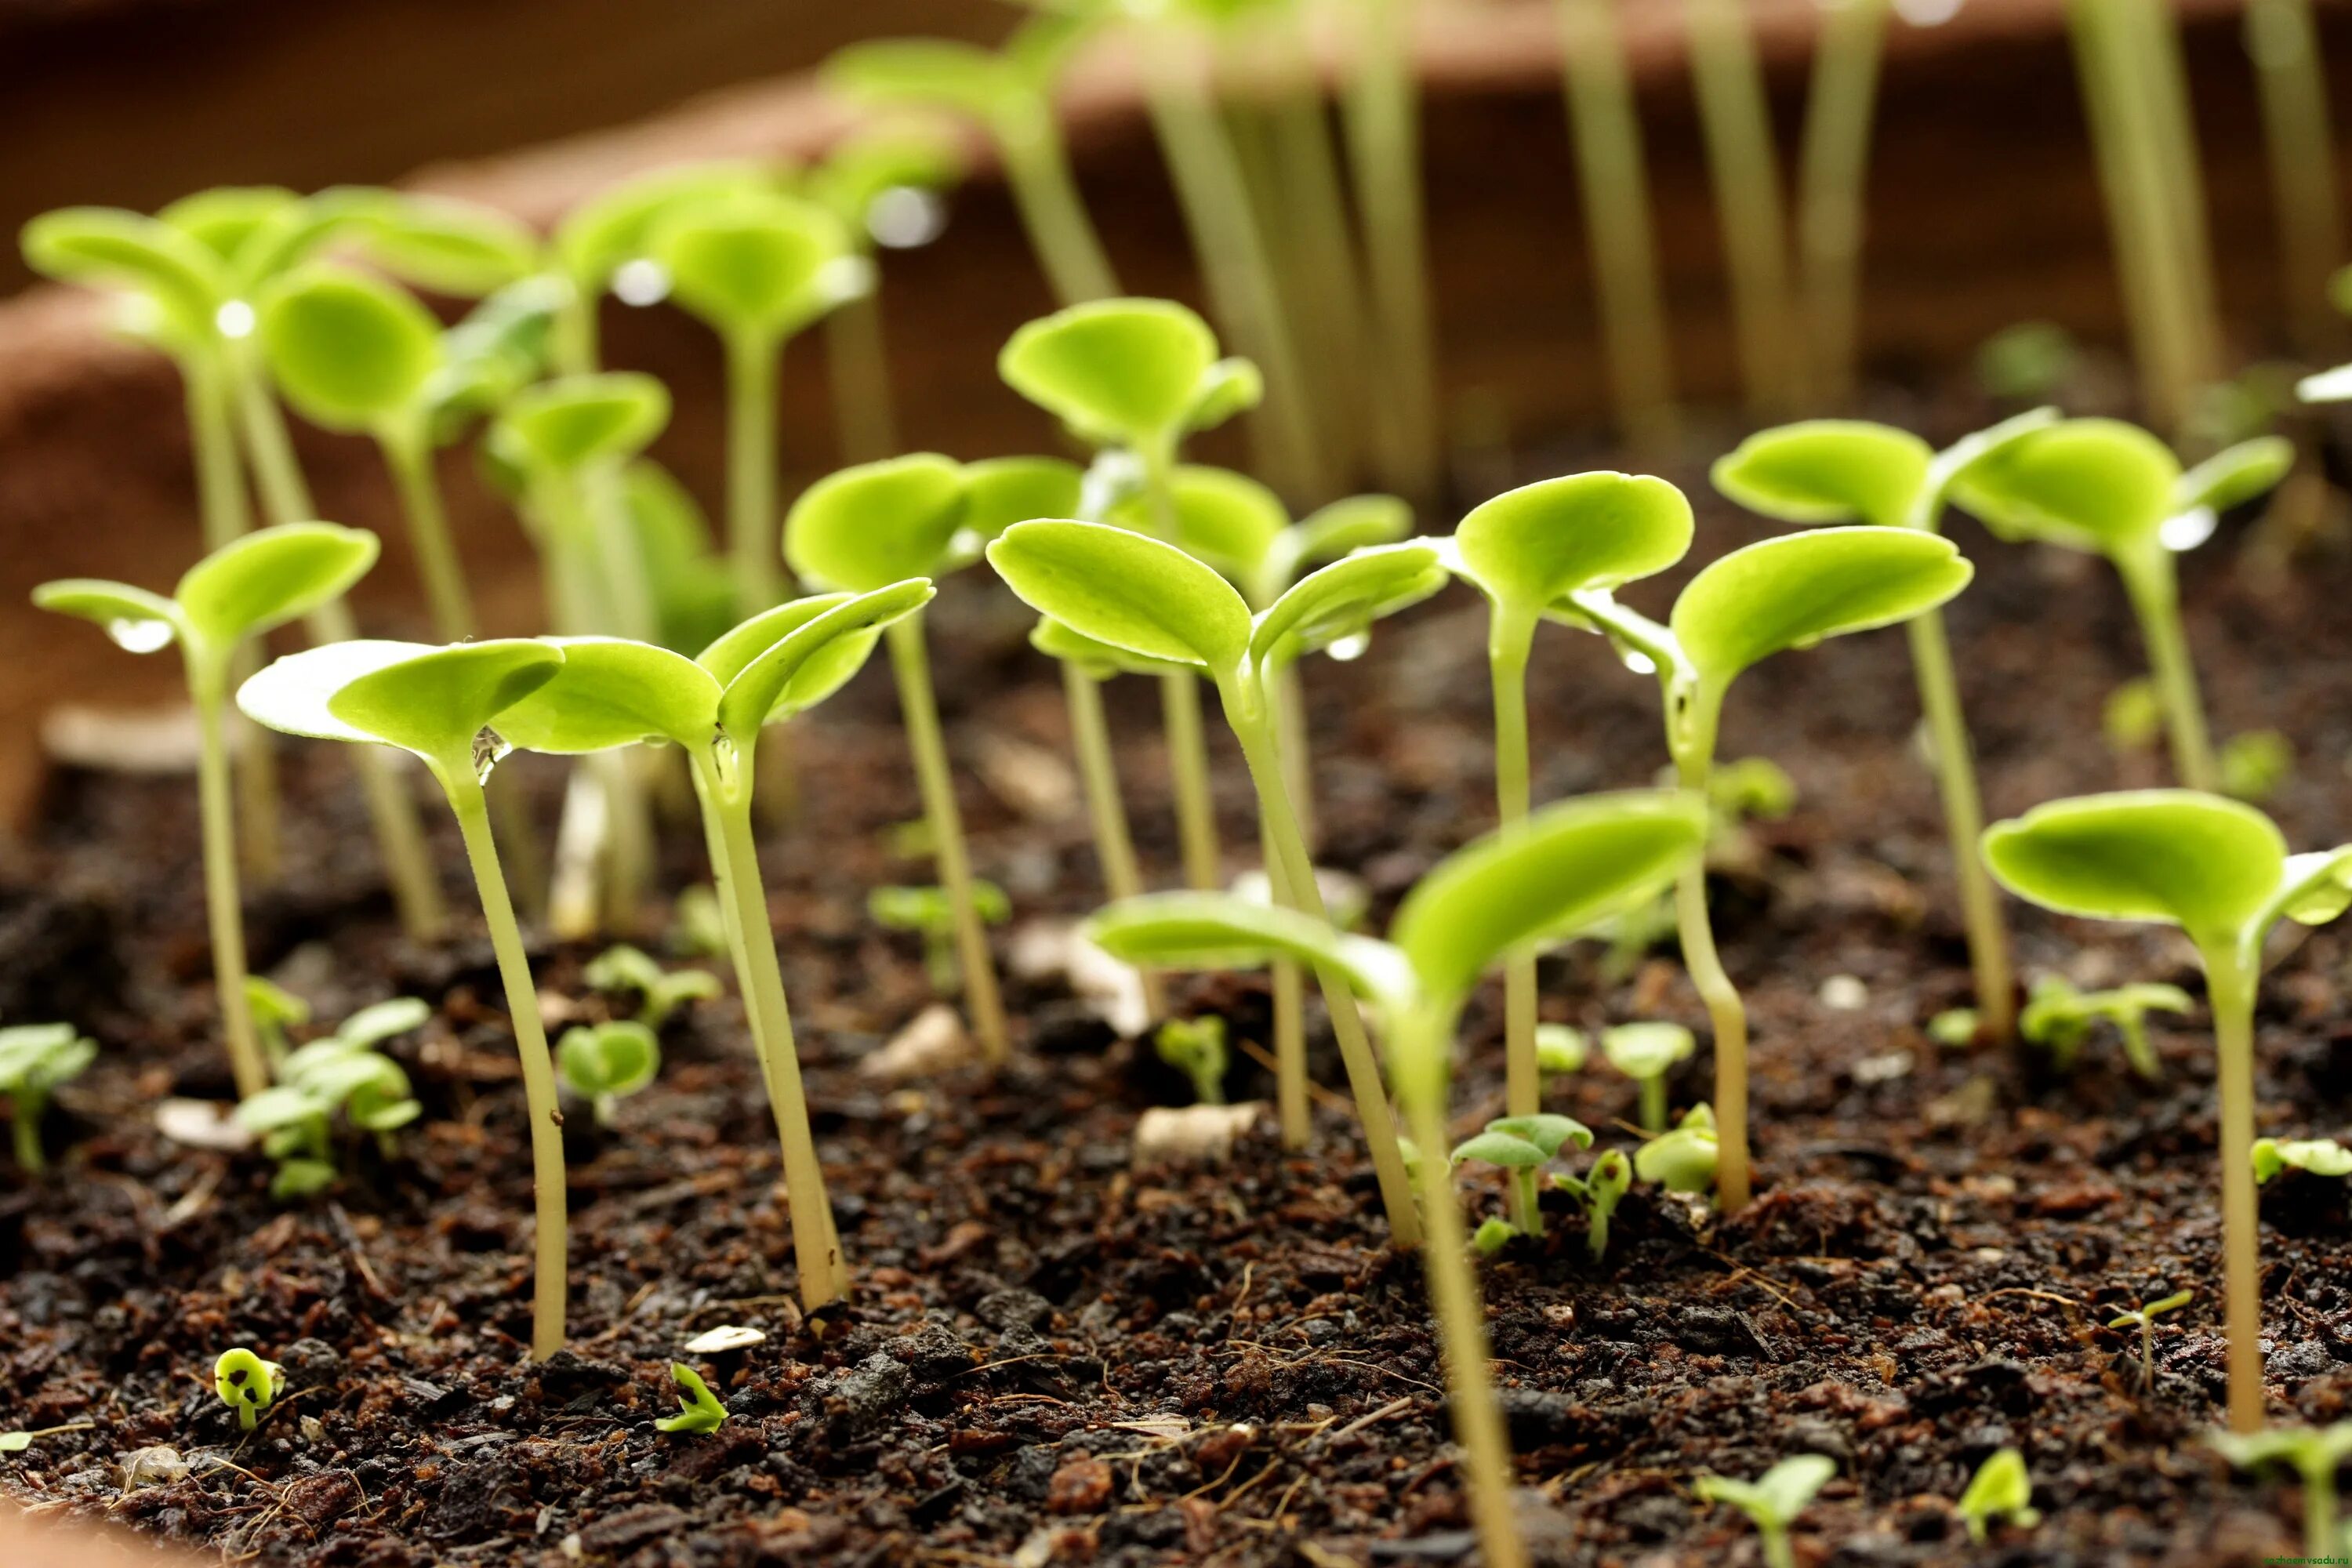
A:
826 287 899 464
1686 0 1802 413
186 355 281 884
1906 608 2014 1039
725 329 783 616
2116 544 2217 793
1795 0 1889 408
2206 952 2263 1433
997 103 1121 306
1063 664 1166 1022
2246 0 2343 350
1259 817 1311 1149
1342 0 1440 497
382 429 477 642
192 663 267 1099
1490 618 1539 1119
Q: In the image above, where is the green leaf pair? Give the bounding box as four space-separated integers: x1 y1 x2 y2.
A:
557 1021 662 1127
1000 299 1261 458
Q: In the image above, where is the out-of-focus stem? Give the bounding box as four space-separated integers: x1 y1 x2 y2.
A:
724 330 783 616
1796 0 1889 408
826 285 899 464
1343 0 1440 498
997 101 1122 306
2246 0 2343 349
1063 662 1166 1022
1687 0 1802 414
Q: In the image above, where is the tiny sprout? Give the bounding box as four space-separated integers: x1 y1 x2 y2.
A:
2220 730 2296 804
2210 1421 2352 1558
583 944 721 1029
1926 1008 1980 1047
2252 1137 2352 1185
1535 1023 1588 1078
1154 1017 1230 1106
1453 1114 1594 1236
655 1363 729 1435
1472 1218 1518 1258
869 881 1012 994
1635 1105 1720 1195
2020 975 2191 1081
244 977 311 1073
2107 1287 2193 1386
557 1022 662 1128
1692 1454 1835 1568
671 887 732 960
213 1348 285 1432
1955 1447 2041 1543
1601 1022 1695 1133
2104 677 2164 753
1550 1148 1633 1261
0 1024 97 1174
238 1009 422 1199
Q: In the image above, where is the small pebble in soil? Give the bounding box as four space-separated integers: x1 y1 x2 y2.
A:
1820 973 1870 1010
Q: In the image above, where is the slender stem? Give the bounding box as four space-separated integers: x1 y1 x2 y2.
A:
1260 816 1311 1149
1063 664 1167 1022
1273 662 1316 854
381 427 477 641
1400 1076 1529 1568
1906 608 2014 1040
448 770 568 1359
1795 0 1889 408
1686 0 1802 413
2124 0 2223 401
1343 0 1440 498
1557 0 1680 452
1762 1525 1797 1568
826 285 899 465
1640 1076 1667 1135
886 614 1009 1064
192 662 267 1100
2206 951 2263 1434
1490 615 1538 1119
1139 448 1225 892
1673 687 1752 1212
725 329 783 616
2245 0 2343 350
10 1094 40 1174
2115 545 2217 792
185 354 281 884
2306 1461 2337 1559
996 101 1121 306
554 285 601 378
1225 679 1420 1245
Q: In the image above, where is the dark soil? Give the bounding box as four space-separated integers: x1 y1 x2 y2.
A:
6 393 2352 1567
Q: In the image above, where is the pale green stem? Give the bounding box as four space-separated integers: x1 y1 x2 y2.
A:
1140 448 1225 892
724 328 783 616
1259 815 1310 1149
1906 608 2014 1040
186 353 281 884
1343 0 1440 498
886 614 1009 1064
447 768 568 1359
2246 0 2343 350
1687 0 1802 413
2125 0 2223 397
10 1092 40 1174
1672 684 1751 1212
554 284 601 378
380 426 477 642
2115 544 2217 792
1273 661 1315 853
1062 663 1167 1022
1490 612 1538 1119
996 102 1122 306
1639 1075 1667 1135
1761 1523 1797 1568
191 659 267 1100
2204 948 2263 1434
1795 0 1889 408
2303 1454 2339 1559
1558 0 1679 452
826 284 898 465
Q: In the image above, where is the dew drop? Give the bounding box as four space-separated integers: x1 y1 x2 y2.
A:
868 186 947 250
2160 506 2217 553
612 258 670 307
1325 632 1370 663
214 299 256 339
107 617 173 653
1621 649 1657 676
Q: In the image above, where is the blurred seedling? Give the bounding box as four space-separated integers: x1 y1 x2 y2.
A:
237 997 426 1198
1635 1103 1720 1196
2252 1136 2352 1185
1692 1454 1835 1568
0 1422 96 1454
1550 1147 1632 1261
870 882 1012 994
1535 1023 1587 1079
245 978 310 1073
2107 1287 2193 1386
213 1348 284 1433
2209 1421 2352 1559
1984 788 2352 1430
1955 1447 2041 1543
557 1021 662 1127
656 1363 730 1435
583 945 721 1030
2020 975 2190 1081
1155 1016 1230 1106
1602 1022 1695 1134
1451 1114 1592 1236
549 160 778 373
0 1025 97 1174
2221 731 2296 804
670 887 733 961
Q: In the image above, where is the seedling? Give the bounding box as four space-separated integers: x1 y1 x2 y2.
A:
0 1025 97 1174
583 945 721 1030
2020 975 2190 1080
1566 524 1975 1208
1955 1447 2041 1543
1984 789 2352 1430
557 1022 661 1127
1692 1454 1835 1568
1712 412 2060 1041
1602 1022 1694 1134
1155 1016 1230 1106
245 978 310 1073
1635 1105 1721 1196
1452 1114 1593 1235
1085 789 1706 1568
35 521 380 1098
213 1348 284 1432
2107 1287 2193 1385
1951 418 2292 792
1446 471 1693 1117
1535 1023 1587 1078
2221 730 2295 804
869 882 1012 994
236 1013 423 1200
491 582 939 1312
656 1363 730 1435
991 520 1454 1236
2252 1137 2352 1184
2210 1421 2352 1558
239 637 572 1356
1550 1148 1632 1261
550 160 777 372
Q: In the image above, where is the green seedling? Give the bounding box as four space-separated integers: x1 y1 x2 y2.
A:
2107 1287 2193 1385
334 188 542 299
673 886 731 960
991 520 1454 1232
245 977 310 1073
239 637 571 1356
652 188 867 614
550 160 779 372
1602 1022 1694 1134
656 1363 730 1435
1712 412 2060 1041
1635 1104 1720 1195
869 882 1012 994
2221 730 2296 804
1693 1454 1835 1568
787 456 1022 1063
1984 789 2352 1431
1979 321 2082 405
1550 1147 1632 1261
1452 1114 1594 1236
2252 1136 2352 1184
1535 1023 1587 1078
35 522 379 1098
2210 1422 2352 1558
0 1422 96 1454
2020 975 2190 1081
1155 1016 1230 1106
1446 470 1693 1117
492 583 938 1312
557 1021 661 1127
1955 1447 2041 1543
237 1009 424 1200
583 945 722 1030
0 1025 97 1174
213 1348 284 1432
1951 418 2292 792
1567 525 1976 1209
1084 788 1707 1568
1472 1217 1517 1257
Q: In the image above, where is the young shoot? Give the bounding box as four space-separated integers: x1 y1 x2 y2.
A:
1084 789 1707 1568
239 637 572 1356
1154 1016 1230 1106
583 945 721 1030
1955 1447 2041 1543
1635 1104 1721 1196
656 1363 730 1435
1984 789 2352 1430
236 1014 423 1200
1452 1114 1594 1236
2107 1287 2193 1386
35 521 380 1098
1535 1023 1588 1079
869 882 1012 994
245 978 310 1073
1566 524 1976 1210
2020 975 2190 1081
557 1021 661 1127
0 1025 97 1175
213 1348 284 1432
1551 1147 1632 1262
1691 1454 1835 1568
548 160 777 373
2210 1421 2352 1559
1602 1022 1694 1134
2252 1137 2352 1185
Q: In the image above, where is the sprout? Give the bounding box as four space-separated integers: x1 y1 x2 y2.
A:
2220 730 2295 804
35 522 380 1098
1452 1114 1593 1236
1955 1447 2041 1543
1084 788 1708 1568
1550 1148 1632 1261
2104 676 2164 753
1471 1217 1517 1258
1635 1105 1721 1195
237 998 426 1198
1446 471 1693 1117
1567 524 1976 1208
2252 1136 2352 1185
244 978 311 1073
239 637 572 1356
1951 418 2292 792
869 882 1012 994
1535 1023 1588 1078
1154 1016 1230 1107
0 1025 97 1174
1984 789 2352 1430
1691 1454 1835 1568
655 1363 730 1436
672 886 732 960
2107 1287 2193 1386
2210 1422 2352 1558
550 161 778 369
557 1022 662 1127
2019 975 2191 1081
1601 1022 1695 1134
583 945 721 1030
212 1348 284 1432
